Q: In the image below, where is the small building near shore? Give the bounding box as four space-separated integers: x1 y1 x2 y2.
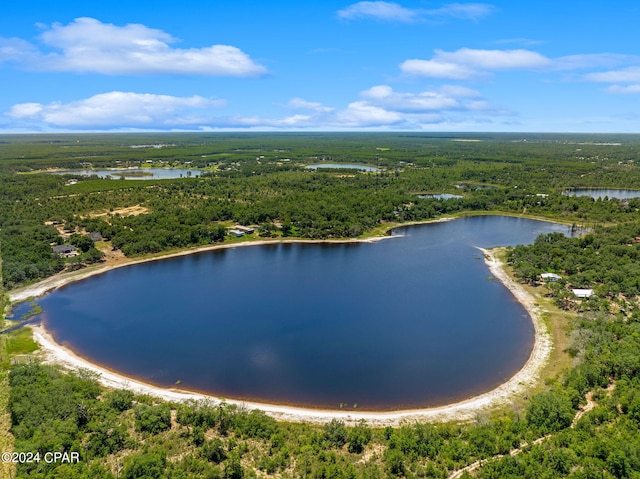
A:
228 229 245 237
540 273 562 282
53 244 78 257
234 225 255 234
572 288 594 299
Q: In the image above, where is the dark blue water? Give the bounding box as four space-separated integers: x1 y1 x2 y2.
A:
38 216 569 410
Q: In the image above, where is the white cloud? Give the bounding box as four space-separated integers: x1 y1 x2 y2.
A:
554 53 636 71
360 85 460 111
338 2 418 22
438 48 550 69
402 48 640 91
402 48 551 79
0 17 267 76
334 101 404 126
401 59 477 79
271 85 505 129
426 3 495 20
606 84 640 94
437 85 481 97
287 98 334 112
6 91 226 128
3 84 511 131
223 98 406 129
493 38 545 47
0 37 38 62
8 103 44 118
337 2 494 22
586 67 640 83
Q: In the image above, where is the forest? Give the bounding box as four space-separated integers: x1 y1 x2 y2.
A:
2 132 640 478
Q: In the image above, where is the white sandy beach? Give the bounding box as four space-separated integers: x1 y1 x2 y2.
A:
11 234 551 426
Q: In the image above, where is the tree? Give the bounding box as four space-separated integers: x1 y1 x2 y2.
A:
122 451 166 479
324 419 347 448
84 247 105 263
134 404 171 434
384 449 405 477
526 390 575 433
106 389 134 412
223 453 244 479
69 234 95 253
202 438 226 464
347 420 372 454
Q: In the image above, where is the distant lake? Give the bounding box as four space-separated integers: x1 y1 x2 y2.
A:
419 194 464 200
563 188 640 199
50 168 201 180
305 163 379 172
35 216 569 410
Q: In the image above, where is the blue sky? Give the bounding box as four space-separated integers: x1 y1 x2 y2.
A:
1 1 640 132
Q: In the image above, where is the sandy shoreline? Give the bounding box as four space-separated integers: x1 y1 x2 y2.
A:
10 234 552 426
8 216 468 304
8 235 402 304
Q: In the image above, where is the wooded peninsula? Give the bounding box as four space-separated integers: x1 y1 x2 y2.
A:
2 132 640 478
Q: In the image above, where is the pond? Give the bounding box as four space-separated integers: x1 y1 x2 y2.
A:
33 216 569 410
305 163 379 172
563 188 640 199
418 194 464 200
49 168 201 180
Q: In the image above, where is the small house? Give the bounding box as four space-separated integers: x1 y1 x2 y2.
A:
53 244 78 258
540 273 562 282
228 229 245 237
572 288 594 299
87 232 103 242
234 225 255 234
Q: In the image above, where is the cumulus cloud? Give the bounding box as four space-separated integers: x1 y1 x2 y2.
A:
0 17 267 76
402 48 640 82
334 101 404 126
576 59 640 94
360 85 460 111
401 48 551 79
5 91 226 129
401 59 477 79
277 85 506 129
227 84 511 130
337 2 494 22
438 48 550 69
4 84 512 131
0 37 38 62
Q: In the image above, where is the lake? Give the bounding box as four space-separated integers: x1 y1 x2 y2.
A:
563 188 640 199
50 168 201 180
305 163 379 172
34 216 569 410
419 194 464 200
